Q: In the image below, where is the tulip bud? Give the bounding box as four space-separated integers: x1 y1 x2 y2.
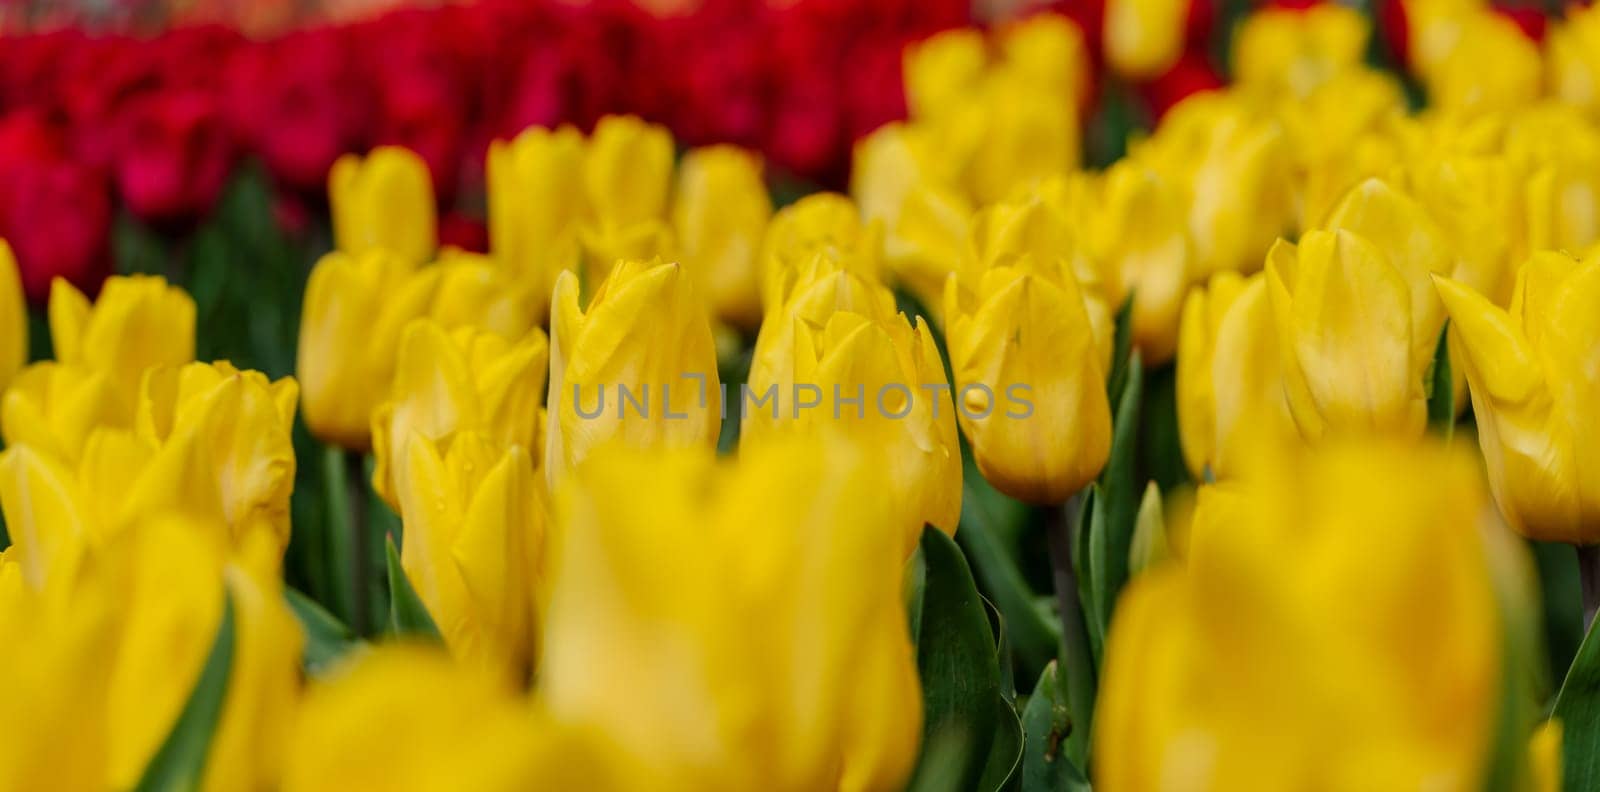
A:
580 116 675 286
545 439 920 791
329 146 437 266
283 646 603 792
1319 178 1454 370
1505 106 1600 256
1176 271 1296 481
545 260 720 485
1232 4 1370 97
1549 4 1600 119
1104 0 1187 80
945 197 1113 504
487 125 585 326
1404 153 1520 306
851 124 973 318
995 12 1091 110
959 72 1080 206
744 266 961 548
1265 231 1428 441
371 319 548 510
759 193 883 314
1139 93 1292 276
1435 252 1600 542
902 29 988 122
0 240 27 393
297 250 435 450
672 145 770 330
298 250 534 451
392 432 543 681
1088 161 1194 364
1097 441 1510 790
1411 6 1541 116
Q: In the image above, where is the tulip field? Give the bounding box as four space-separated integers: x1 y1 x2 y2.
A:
3 0 1600 790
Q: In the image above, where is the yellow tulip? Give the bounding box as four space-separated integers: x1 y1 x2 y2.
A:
0 240 27 392
545 259 721 485
672 145 770 329
329 145 437 266
1265 231 1428 440
1175 271 1296 481
995 12 1091 110
759 193 884 315
1504 105 1600 255
1549 3 1600 118
486 125 584 326
851 124 972 318
1435 252 1600 542
944 197 1113 504
1232 4 1369 97
1 274 194 466
131 361 299 548
544 439 920 792
747 256 897 408
581 115 675 286
298 249 434 450
46 274 195 417
1096 440 1507 790
1 361 299 559
952 72 1080 206
1404 152 1521 306
1104 0 1187 79
902 28 987 122
371 319 548 509
283 645 609 792
1413 5 1542 116
426 249 539 340
1 362 122 466
1319 178 1454 365
298 249 536 451
392 432 544 682
1282 70 1411 228
0 514 301 792
1137 92 1292 276
743 266 961 547
1087 161 1194 364
0 548 116 792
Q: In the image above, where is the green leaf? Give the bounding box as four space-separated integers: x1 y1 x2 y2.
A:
910 527 1003 792
1427 322 1454 440
1021 662 1091 792
1088 351 1143 657
975 695 1025 792
1106 296 1136 407
1553 597 1600 788
385 535 442 641
958 471 1062 677
285 587 360 676
1072 489 1099 657
133 592 236 792
1126 481 1169 578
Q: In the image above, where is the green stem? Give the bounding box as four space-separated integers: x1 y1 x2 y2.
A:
345 450 370 637
1045 494 1097 771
